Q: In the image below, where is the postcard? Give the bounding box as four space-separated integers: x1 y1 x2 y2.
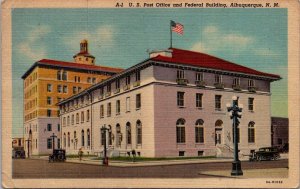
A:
2 0 299 188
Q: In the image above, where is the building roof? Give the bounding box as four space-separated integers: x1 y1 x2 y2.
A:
22 59 124 79
151 48 281 79
73 52 95 58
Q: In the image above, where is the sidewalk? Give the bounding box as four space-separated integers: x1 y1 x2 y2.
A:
199 168 288 178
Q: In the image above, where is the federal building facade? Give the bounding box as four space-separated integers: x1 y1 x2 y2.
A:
22 40 123 156
58 48 280 157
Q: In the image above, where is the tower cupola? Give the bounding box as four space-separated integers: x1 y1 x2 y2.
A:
73 39 95 65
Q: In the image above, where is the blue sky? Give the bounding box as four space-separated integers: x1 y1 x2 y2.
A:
12 8 287 137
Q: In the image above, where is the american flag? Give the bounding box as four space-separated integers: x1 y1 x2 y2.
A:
171 20 184 35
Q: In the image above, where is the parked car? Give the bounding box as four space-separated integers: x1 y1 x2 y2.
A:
12 147 25 159
249 147 280 161
49 149 66 162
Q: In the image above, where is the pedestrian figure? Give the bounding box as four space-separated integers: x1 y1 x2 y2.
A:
78 148 83 161
132 149 136 162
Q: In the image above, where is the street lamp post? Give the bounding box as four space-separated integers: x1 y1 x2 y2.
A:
25 138 31 158
226 96 243 176
101 125 109 166
50 133 57 153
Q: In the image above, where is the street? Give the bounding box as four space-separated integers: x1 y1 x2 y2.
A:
13 159 288 178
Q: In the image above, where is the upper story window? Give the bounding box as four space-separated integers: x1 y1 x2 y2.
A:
107 103 111 117
116 100 121 115
63 86 68 93
62 71 67 81
126 97 130 112
135 71 140 81
78 87 82 92
47 84 52 92
92 78 96 84
177 70 185 79
73 87 77 94
47 124 52 131
196 93 203 108
115 79 120 89
248 98 254 111
233 78 240 86
57 71 62 80
76 113 79 124
215 74 222 83
100 105 104 118
248 79 255 87
107 83 111 93
196 72 204 81
71 114 74 125
136 94 141 110
87 77 91 83
126 75 131 85
47 109 51 117
177 92 185 107
58 85 62 93
215 95 222 110
47 97 52 105
81 111 84 122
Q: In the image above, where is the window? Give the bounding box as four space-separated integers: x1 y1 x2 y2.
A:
75 76 77 82
71 114 74 125
248 79 255 87
116 124 121 147
47 124 52 131
78 77 80 82
47 138 52 149
47 84 52 92
115 79 120 89
63 117 66 126
57 85 62 93
76 113 79 124
176 118 186 143
92 78 96 84
57 138 60 149
195 119 204 143
81 130 85 146
136 94 141 109
57 124 60 131
67 132 70 147
196 72 203 81
78 87 82 92
177 70 184 79
177 92 185 107
108 126 112 145
215 74 222 83
81 111 84 122
67 116 70 126
116 100 120 115
47 97 52 105
47 109 51 117
63 133 66 148
135 71 140 81
87 77 91 83
87 110 90 122
233 78 240 86
57 71 61 80
136 120 142 145
126 97 130 112
179 151 185 156
87 129 90 147
196 93 203 108
62 71 67 81
126 75 131 85
73 87 77 94
100 105 104 118
248 98 254 111
248 121 255 143
215 95 222 110
107 103 111 117
57 97 62 103
107 83 111 93
126 122 132 145
63 86 68 93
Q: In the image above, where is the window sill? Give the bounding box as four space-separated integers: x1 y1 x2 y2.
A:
248 110 254 113
116 113 120 116
107 115 111 117
196 107 203 110
126 111 131 113
178 106 186 109
136 108 141 111
100 116 104 118
215 108 222 111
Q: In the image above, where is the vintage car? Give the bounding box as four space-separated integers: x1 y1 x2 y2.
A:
12 147 25 159
49 149 66 162
249 147 280 161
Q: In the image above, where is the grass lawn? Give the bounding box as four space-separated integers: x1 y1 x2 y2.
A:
91 156 216 161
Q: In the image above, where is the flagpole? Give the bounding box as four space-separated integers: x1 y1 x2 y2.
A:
170 20 172 48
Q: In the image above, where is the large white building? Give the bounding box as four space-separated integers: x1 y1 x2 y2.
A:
58 48 280 157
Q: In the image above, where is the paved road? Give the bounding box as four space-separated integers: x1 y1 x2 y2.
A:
13 159 288 178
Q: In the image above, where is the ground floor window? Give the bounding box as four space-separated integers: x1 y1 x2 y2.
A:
47 138 52 149
179 151 185 156
176 119 186 143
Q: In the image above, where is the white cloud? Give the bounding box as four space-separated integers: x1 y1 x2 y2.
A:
17 25 51 61
63 25 116 53
191 25 254 53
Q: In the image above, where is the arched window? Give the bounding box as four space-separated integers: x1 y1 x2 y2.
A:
71 114 74 125
126 122 132 145
87 110 90 122
176 118 186 143
63 117 66 126
74 131 77 149
87 129 90 147
81 111 84 123
81 130 85 147
63 133 66 148
195 119 204 143
136 120 142 145
215 120 223 127
116 124 121 147
248 121 255 143
67 132 70 147
67 116 70 126
76 113 79 124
